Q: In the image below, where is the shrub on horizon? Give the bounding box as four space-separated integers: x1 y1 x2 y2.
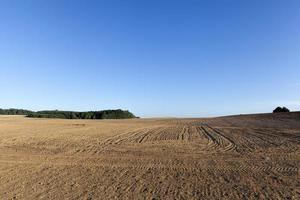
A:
273 106 290 113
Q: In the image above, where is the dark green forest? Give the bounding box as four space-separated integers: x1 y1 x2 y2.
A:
0 108 137 119
0 108 33 115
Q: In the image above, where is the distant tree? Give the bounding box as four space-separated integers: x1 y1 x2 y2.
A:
282 107 290 112
273 107 290 113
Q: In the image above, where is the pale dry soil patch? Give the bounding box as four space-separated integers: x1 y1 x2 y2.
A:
0 114 299 199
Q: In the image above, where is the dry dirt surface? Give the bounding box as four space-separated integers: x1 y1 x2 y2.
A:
0 113 299 199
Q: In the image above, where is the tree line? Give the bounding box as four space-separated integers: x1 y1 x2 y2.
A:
0 108 137 119
0 108 33 115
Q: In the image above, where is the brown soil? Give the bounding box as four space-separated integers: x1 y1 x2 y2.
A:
0 113 299 199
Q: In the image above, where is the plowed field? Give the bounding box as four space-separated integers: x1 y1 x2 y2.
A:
0 113 299 199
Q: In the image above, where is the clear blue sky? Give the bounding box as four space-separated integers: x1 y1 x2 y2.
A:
0 0 299 117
